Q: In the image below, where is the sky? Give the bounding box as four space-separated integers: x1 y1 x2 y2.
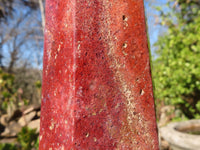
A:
145 0 167 55
1 0 168 68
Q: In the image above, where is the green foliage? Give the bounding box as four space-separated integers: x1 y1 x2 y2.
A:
0 144 17 150
14 68 42 105
0 127 39 150
35 80 42 89
0 68 39 114
17 127 39 150
153 0 200 119
0 68 17 113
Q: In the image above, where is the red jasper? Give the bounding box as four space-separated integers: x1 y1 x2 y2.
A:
39 0 159 149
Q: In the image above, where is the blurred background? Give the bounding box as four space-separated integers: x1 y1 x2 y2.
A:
0 0 200 149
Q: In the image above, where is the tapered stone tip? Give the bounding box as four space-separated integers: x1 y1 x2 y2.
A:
39 0 159 149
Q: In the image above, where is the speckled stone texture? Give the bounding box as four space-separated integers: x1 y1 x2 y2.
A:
39 0 159 149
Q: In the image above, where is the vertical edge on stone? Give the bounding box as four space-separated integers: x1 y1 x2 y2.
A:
39 0 76 149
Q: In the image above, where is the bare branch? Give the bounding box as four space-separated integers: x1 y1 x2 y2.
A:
38 0 45 32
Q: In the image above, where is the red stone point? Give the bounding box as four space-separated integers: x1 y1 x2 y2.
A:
39 0 159 149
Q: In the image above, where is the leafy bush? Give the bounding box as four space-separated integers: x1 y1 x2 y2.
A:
153 0 200 119
17 127 39 150
0 69 18 115
0 127 39 150
0 144 17 150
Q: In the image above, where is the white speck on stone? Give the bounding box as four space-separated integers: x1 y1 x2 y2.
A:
123 43 128 48
86 133 89 138
94 137 97 142
122 51 128 56
61 145 65 150
58 44 61 52
49 122 55 130
140 90 145 96
39 135 43 141
77 43 81 50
